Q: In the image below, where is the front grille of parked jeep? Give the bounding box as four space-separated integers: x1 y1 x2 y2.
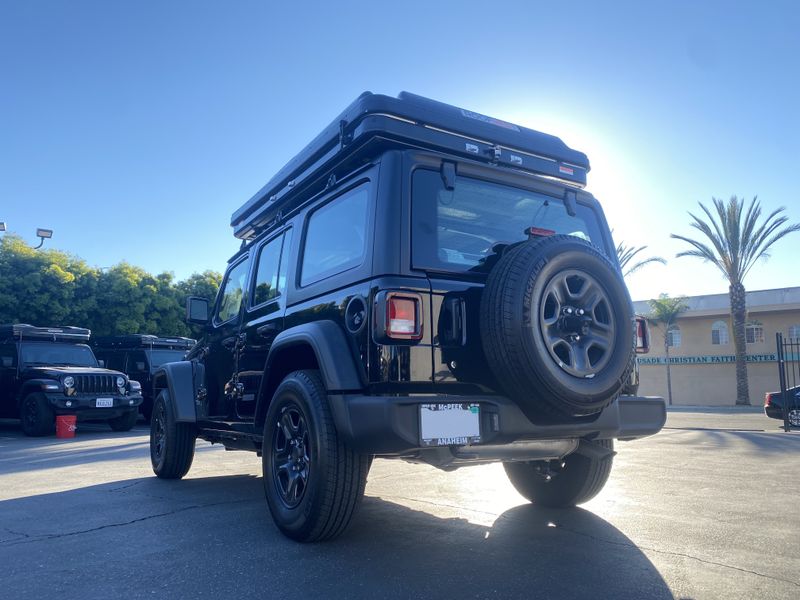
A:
74 374 116 394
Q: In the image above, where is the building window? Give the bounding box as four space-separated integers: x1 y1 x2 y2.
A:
789 324 800 343
711 321 729 345
667 325 681 348
745 321 764 344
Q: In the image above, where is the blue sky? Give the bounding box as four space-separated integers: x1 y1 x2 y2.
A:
1 1 798 301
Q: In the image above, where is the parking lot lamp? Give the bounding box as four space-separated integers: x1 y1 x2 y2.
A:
34 228 53 249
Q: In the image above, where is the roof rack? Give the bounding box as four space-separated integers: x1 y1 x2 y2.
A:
92 335 196 350
0 324 91 342
230 91 590 240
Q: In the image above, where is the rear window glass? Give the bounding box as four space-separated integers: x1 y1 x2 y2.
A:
412 169 605 273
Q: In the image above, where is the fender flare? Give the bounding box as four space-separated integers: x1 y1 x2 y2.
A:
152 361 203 423
255 321 364 425
16 380 56 406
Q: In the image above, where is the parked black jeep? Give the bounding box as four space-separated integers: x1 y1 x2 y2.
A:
0 324 143 436
93 335 195 422
150 92 666 542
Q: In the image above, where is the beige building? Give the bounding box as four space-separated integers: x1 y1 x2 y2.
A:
632 287 800 406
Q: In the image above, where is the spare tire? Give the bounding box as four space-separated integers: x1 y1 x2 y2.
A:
480 234 634 419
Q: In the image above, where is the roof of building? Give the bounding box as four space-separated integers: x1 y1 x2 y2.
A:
633 286 800 318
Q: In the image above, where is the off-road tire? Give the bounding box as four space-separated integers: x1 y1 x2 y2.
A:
109 409 139 432
263 370 369 543
504 439 614 507
20 393 55 437
481 235 635 419
150 390 196 479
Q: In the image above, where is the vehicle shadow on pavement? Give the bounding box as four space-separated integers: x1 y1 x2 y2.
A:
0 474 673 600
340 498 673 599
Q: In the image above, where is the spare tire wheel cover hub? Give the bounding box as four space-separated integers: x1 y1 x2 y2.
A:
538 268 615 378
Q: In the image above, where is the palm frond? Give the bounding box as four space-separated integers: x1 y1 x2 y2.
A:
615 241 667 278
672 195 800 286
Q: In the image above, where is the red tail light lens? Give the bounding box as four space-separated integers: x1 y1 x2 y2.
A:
387 295 421 339
765 393 773 407
635 317 650 354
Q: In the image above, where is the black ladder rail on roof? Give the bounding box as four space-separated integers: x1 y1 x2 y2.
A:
230 91 591 241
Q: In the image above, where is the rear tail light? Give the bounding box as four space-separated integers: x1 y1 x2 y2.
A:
374 291 423 341
765 393 773 407
635 317 650 354
388 296 418 336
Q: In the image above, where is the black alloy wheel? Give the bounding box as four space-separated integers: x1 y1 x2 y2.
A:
20 393 55 437
152 400 167 462
540 269 616 378
262 370 370 542
149 390 195 479
272 403 311 509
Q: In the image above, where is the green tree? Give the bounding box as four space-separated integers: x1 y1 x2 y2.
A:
671 196 800 405
647 294 689 406
615 240 667 278
0 233 222 338
0 234 96 327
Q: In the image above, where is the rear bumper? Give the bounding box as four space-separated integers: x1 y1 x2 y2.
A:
328 393 666 455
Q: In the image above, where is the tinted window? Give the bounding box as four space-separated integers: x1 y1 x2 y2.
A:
127 351 148 373
412 169 605 273
149 349 187 367
0 343 16 368
252 234 284 306
102 351 125 371
301 188 369 286
216 259 250 323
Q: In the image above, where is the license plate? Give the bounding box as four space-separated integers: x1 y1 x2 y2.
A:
420 403 480 446
95 398 113 408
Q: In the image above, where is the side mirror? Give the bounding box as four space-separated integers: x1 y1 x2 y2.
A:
635 316 650 354
186 296 210 324
97 359 105 367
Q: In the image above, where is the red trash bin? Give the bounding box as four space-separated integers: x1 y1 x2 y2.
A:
56 415 77 439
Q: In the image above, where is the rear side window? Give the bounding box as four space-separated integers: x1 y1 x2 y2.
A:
301 187 369 286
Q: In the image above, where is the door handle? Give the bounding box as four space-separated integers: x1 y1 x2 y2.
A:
257 323 279 338
221 337 237 350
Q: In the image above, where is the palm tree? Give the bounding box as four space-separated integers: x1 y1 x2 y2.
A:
671 196 800 405
647 294 689 406
616 241 667 278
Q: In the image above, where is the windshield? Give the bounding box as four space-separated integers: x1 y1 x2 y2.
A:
20 342 98 368
412 169 606 273
148 349 188 367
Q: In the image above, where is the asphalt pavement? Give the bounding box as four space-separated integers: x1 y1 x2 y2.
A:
0 409 798 600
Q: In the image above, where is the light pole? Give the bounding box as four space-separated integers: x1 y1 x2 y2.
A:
33 228 53 249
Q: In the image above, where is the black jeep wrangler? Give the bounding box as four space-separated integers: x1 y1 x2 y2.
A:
150 92 666 542
0 324 143 436
93 335 195 422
